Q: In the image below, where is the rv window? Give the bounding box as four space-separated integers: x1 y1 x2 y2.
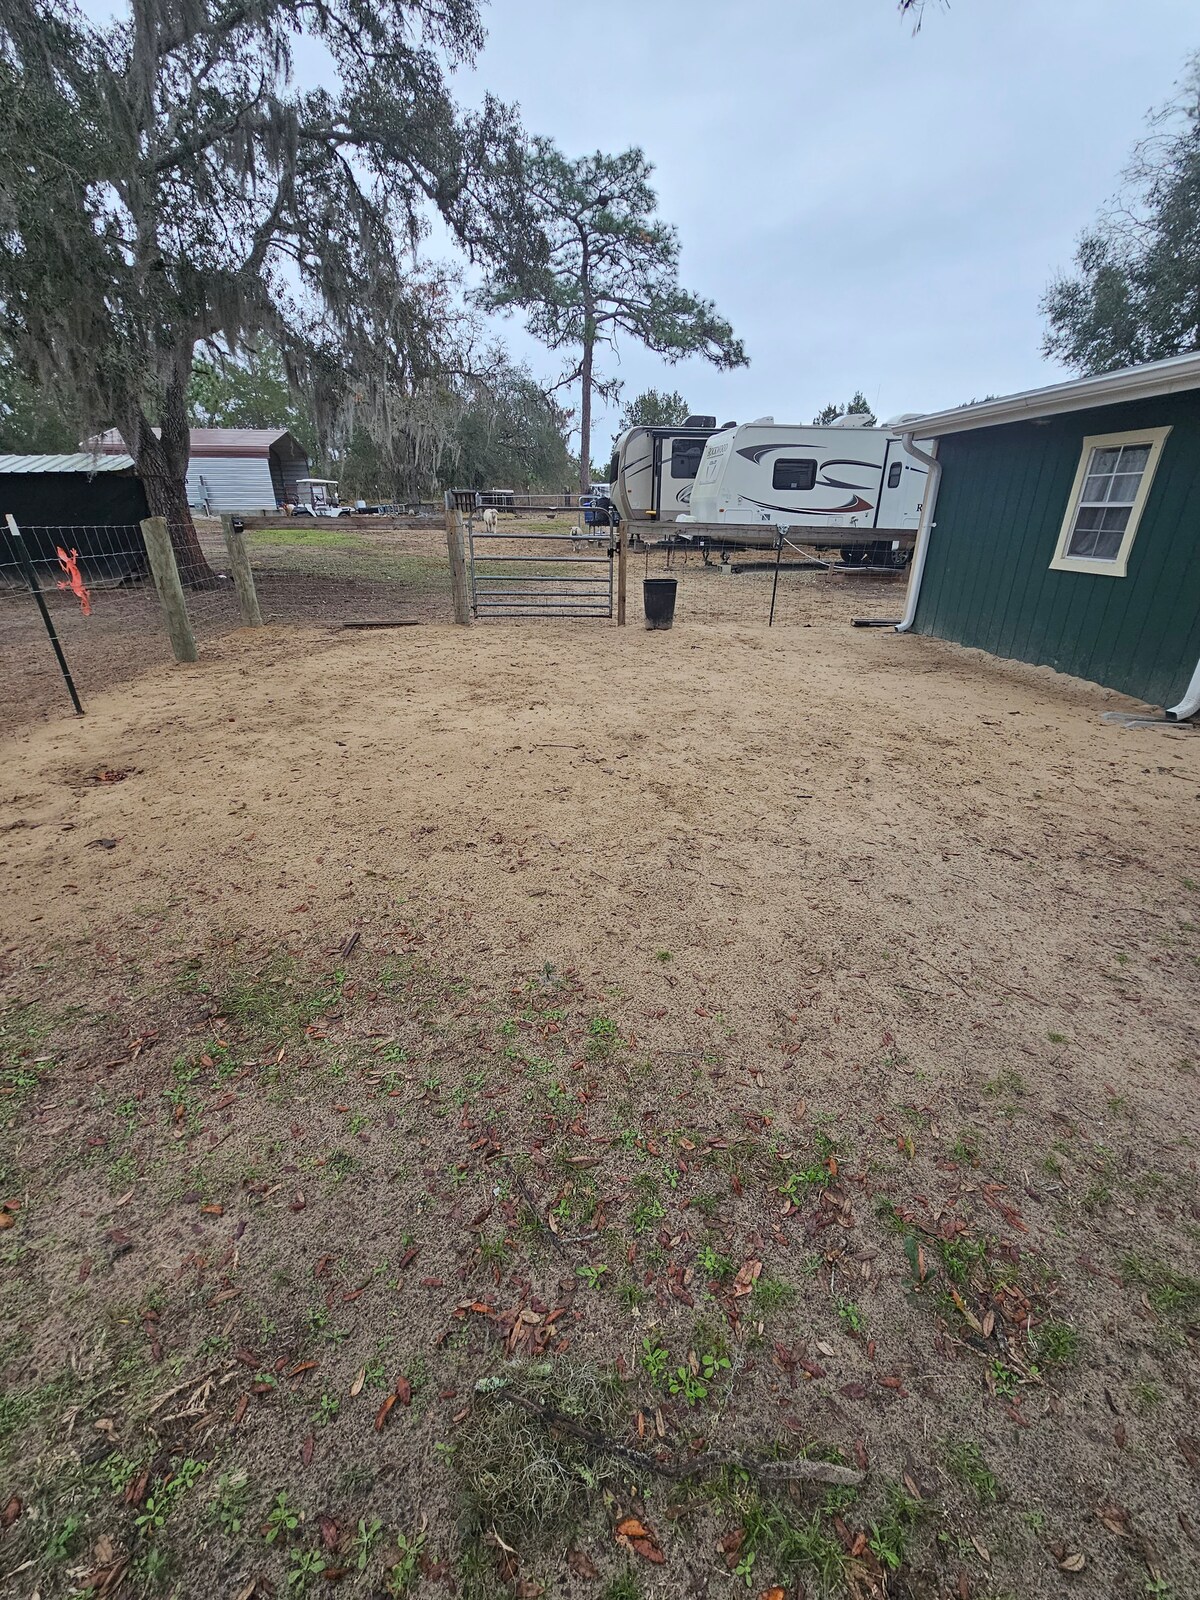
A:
887 462 903 488
771 458 817 492
670 439 706 479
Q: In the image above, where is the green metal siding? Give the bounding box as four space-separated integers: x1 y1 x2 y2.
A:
913 391 1200 709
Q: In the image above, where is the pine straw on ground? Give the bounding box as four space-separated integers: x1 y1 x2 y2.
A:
1 930 1197 1600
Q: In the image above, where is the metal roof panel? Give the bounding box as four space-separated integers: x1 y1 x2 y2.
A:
0 452 137 473
898 351 1200 438
91 427 300 458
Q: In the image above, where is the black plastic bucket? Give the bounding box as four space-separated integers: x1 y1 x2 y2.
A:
643 576 678 630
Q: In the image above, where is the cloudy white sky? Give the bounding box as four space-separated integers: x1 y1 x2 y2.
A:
453 0 1199 450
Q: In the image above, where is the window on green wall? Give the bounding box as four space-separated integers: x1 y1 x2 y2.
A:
1050 425 1171 578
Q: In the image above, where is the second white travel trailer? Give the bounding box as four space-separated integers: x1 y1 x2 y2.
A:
679 416 933 562
608 416 720 526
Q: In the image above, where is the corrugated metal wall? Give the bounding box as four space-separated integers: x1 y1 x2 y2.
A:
187 458 278 513
914 391 1200 710
270 442 309 502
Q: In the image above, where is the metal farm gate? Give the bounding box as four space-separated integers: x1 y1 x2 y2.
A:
466 519 614 620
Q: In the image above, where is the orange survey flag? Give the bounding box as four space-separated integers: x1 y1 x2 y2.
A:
55 547 91 616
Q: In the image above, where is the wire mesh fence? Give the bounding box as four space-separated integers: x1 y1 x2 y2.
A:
0 502 909 733
0 513 454 732
628 531 911 628
216 516 452 630
0 521 168 727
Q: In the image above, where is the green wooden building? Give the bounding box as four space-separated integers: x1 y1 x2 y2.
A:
895 353 1200 719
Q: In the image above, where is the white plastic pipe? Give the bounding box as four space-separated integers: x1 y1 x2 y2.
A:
1166 656 1200 721
895 434 941 633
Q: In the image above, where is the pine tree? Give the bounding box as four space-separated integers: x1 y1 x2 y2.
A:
481 141 746 497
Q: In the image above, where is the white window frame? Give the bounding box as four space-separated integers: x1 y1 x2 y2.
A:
1049 426 1171 578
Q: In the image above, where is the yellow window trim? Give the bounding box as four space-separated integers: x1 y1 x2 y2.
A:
1049 425 1171 578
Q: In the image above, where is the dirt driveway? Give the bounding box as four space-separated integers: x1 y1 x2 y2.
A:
2 599 1198 1600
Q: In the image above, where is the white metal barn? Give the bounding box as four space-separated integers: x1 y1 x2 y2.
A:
96 428 310 513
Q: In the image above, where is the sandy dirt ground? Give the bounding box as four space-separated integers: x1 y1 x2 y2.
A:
4 598 1195 1036
2 590 1199 1599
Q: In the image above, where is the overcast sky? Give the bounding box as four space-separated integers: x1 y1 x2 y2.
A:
453 0 1199 452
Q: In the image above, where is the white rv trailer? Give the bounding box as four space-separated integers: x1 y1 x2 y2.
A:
608 416 719 527
678 416 933 562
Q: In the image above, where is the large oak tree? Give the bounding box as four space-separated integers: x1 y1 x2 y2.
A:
0 0 538 577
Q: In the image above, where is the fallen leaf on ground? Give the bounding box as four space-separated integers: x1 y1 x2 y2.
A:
616 1517 651 1540
566 1547 599 1579
1097 1503 1130 1538
349 1368 365 1397
395 1375 412 1406
1058 1552 1087 1573
82 1559 131 1597
2 1494 22 1528
718 1527 746 1565
374 1394 397 1431
615 1514 664 1563
732 1258 763 1295
950 1287 983 1332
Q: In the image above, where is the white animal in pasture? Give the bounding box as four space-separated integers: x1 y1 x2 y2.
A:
481 507 498 533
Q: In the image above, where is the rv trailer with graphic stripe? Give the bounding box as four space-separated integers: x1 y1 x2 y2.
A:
685 417 931 538
610 413 932 563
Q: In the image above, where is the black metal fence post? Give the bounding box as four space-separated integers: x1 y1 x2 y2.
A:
3 513 84 715
768 526 784 627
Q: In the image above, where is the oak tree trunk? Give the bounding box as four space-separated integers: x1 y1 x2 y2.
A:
124 354 216 587
138 459 213 586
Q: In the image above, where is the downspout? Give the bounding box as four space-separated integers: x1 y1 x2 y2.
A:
1166 655 1200 721
895 433 942 633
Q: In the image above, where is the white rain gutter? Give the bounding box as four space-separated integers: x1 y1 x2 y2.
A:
895 434 941 633
904 349 1200 438
1166 656 1200 721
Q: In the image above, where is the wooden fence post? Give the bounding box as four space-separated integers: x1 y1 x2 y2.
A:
220 515 264 627
617 518 628 626
140 516 198 663
444 491 471 625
